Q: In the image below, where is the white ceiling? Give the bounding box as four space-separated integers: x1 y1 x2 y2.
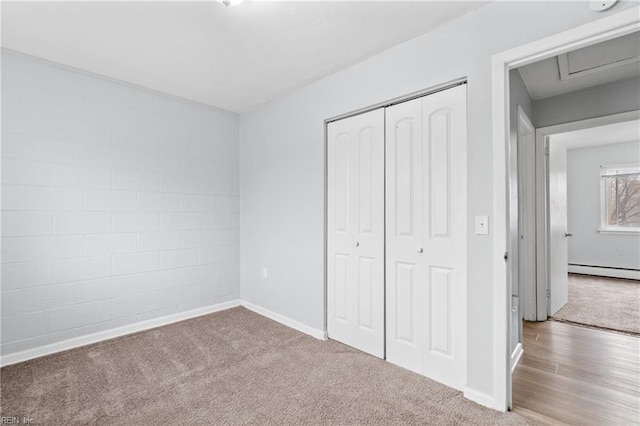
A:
1 1 486 113
552 119 640 150
517 32 640 100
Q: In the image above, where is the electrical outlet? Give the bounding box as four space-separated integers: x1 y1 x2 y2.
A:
262 267 268 279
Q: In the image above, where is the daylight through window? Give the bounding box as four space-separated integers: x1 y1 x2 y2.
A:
601 163 640 230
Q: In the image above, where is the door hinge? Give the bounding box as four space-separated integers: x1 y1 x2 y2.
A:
546 289 551 298
545 146 550 156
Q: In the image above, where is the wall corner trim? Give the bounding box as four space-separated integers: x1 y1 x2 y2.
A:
0 300 241 367
464 387 498 411
241 300 327 341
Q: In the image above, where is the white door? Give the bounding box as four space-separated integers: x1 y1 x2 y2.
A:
327 108 385 358
548 140 569 316
517 108 536 322
385 97 424 372
386 85 467 390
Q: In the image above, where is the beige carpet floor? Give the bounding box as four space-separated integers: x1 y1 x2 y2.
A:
1 307 529 425
552 274 640 334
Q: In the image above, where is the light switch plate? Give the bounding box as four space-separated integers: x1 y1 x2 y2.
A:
475 216 489 235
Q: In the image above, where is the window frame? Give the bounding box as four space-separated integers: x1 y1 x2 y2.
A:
599 162 640 234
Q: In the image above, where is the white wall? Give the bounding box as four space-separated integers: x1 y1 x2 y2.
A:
239 1 637 400
510 70 534 131
1 51 240 356
567 141 640 270
535 77 640 128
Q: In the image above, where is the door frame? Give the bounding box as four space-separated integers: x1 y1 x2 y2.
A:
491 6 640 412
532 110 640 319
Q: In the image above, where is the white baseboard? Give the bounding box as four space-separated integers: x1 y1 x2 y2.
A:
0 299 241 367
464 387 497 411
510 342 523 374
240 300 327 340
568 264 640 280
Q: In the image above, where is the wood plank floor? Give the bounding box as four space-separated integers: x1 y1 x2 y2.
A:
512 321 640 425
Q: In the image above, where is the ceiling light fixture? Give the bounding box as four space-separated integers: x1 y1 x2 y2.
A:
217 0 245 7
589 0 617 12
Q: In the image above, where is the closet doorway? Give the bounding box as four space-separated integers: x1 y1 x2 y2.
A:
326 83 468 391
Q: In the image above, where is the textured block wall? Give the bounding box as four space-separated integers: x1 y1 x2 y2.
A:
1 50 239 356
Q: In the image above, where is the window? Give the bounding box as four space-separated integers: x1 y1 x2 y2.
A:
600 163 640 232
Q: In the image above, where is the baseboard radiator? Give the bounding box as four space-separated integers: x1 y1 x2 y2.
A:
568 264 640 280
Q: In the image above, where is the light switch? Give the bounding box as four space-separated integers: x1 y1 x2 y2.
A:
475 216 489 235
262 267 269 279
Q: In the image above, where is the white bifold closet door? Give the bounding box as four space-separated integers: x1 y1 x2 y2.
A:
327 108 385 359
385 85 467 391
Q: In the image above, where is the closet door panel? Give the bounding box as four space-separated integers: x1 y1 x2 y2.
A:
332 133 351 234
356 256 375 329
385 98 423 373
329 85 467 388
428 109 452 238
352 109 385 357
394 119 416 236
328 126 355 343
385 85 467 391
357 127 375 233
389 261 421 371
333 253 350 322
428 266 453 355
421 85 467 390
328 108 385 359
